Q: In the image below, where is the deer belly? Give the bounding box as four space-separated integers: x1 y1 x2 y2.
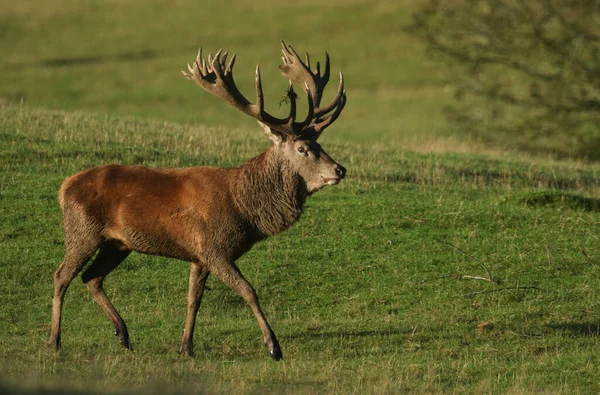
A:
115 226 196 261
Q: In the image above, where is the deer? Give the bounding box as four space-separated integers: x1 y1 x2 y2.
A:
47 41 347 360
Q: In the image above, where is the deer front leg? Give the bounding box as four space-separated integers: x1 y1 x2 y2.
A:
179 262 210 357
210 260 282 361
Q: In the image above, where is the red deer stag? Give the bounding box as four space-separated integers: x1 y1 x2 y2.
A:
47 41 346 360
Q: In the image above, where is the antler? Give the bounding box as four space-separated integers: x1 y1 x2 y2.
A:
278 40 346 138
181 43 345 139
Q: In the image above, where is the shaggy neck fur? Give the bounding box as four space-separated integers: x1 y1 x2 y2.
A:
231 147 307 238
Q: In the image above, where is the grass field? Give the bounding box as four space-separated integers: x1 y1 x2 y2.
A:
2 0 600 393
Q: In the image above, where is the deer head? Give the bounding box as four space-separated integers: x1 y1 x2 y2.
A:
181 41 347 194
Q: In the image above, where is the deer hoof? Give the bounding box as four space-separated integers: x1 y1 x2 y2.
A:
179 346 194 358
118 334 131 350
119 339 131 350
269 342 283 361
47 336 61 350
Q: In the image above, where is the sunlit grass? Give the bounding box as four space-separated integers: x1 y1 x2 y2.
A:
2 103 600 393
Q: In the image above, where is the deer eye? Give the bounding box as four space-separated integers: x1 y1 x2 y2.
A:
297 146 306 154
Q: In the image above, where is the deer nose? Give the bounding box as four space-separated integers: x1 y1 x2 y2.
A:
334 164 346 179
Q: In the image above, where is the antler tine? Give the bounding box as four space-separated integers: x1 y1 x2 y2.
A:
201 51 207 74
281 50 290 65
195 47 203 74
255 65 264 114
212 49 223 76
190 47 206 76
281 40 293 60
322 52 330 81
207 52 213 72
302 83 315 126
314 71 344 117
219 50 229 72
226 53 236 75
312 89 347 135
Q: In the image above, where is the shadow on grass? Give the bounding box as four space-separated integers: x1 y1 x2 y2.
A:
5 50 157 70
0 382 94 395
523 191 600 212
370 162 600 192
547 323 600 336
286 327 411 340
0 381 210 395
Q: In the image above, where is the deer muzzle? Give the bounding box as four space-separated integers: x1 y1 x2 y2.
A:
322 164 346 185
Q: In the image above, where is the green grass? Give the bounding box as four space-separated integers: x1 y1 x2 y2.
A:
2 0 600 393
2 103 600 393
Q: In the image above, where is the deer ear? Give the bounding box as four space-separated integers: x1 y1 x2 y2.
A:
257 121 286 145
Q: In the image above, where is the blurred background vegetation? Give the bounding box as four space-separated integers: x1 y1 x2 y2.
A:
412 0 600 159
2 0 598 158
0 0 450 147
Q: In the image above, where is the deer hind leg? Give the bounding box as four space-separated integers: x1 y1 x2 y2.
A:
179 261 210 357
81 242 132 349
211 260 282 361
48 236 100 349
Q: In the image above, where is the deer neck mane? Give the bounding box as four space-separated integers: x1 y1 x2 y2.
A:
231 146 307 237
